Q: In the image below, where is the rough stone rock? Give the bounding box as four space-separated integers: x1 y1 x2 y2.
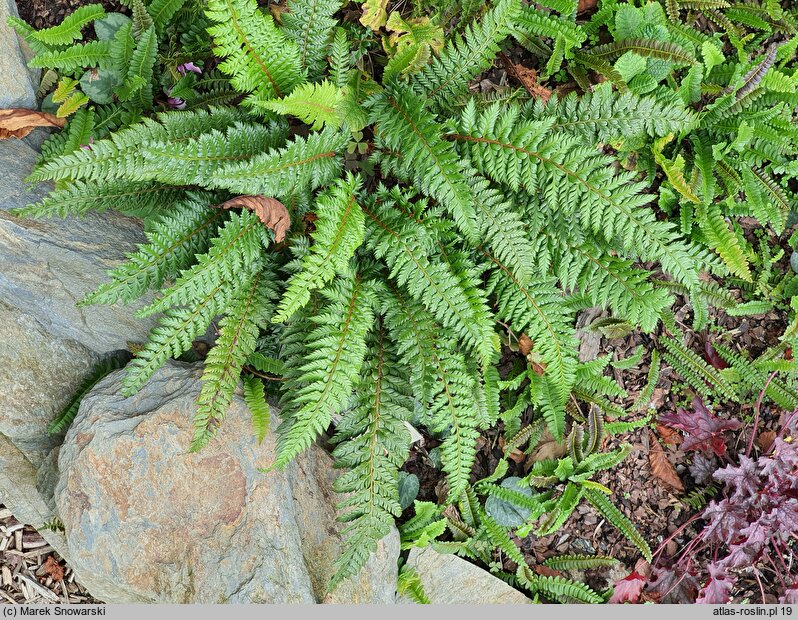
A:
397 547 532 604
0 300 98 466
0 435 71 562
0 0 37 109
0 139 156 352
55 362 400 604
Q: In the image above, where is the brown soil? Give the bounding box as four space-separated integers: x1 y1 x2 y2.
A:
15 0 126 30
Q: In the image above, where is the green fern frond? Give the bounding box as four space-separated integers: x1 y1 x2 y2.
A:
209 125 349 196
517 567 604 604
192 270 276 451
82 199 223 305
274 174 364 322
148 0 187 34
368 82 477 244
274 270 375 468
259 80 343 130
543 554 618 571
397 566 430 604
140 209 269 317
366 196 497 366
243 374 270 443
584 487 652 561
586 38 698 66
206 0 305 102
282 0 340 79
660 335 738 401
330 326 412 587
31 3 105 46
29 40 113 71
412 0 520 107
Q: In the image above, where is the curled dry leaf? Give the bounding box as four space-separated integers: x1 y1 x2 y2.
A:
648 432 684 492
518 333 533 356
0 108 66 140
219 196 291 242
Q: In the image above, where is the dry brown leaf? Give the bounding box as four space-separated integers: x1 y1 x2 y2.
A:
578 0 599 13
518 333 533 356
219 196 291 242
656 423 681 446
535 565 562 578
503 60 553 102
648 432 684 492
757 430 776 453
0 108 65 140
40 556 64 583
526 430 567 467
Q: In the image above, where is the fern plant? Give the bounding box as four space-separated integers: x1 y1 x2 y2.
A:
14 0 796 592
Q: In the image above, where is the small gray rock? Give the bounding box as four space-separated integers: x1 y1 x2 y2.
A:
0 139 156 352
0 300 98 466
398 547 532 604
0 0 37 109
55 362 400 604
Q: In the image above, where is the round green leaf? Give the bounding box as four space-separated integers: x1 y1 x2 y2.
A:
80 68 122 104
94 13 131 40
485 477 534 528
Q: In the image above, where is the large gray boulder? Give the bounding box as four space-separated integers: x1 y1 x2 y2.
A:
0 0 37 109
0 139 156 352
398 547 532 604
55 362 400 604
0 300 98 467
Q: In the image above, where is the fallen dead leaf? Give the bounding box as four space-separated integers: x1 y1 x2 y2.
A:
648 432 684 492
518 333 533 356
578 0 599 13
0 108 65 140
502 58 553 102
40 556 64 583
757 430 776 453
535 565 562 578
219 196 291 242
656 423 681 446
526 430 567 466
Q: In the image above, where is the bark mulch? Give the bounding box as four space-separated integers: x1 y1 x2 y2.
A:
0 505 101 604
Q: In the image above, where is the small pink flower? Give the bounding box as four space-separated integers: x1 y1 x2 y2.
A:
177 62 202 76
79 137 94 151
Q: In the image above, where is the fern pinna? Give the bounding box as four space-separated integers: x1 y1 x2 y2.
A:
16 0 792 590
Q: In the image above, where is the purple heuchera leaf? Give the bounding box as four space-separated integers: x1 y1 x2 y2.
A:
659 397 741 456
690 453 717 484
702 498 744 545
609 571 646 604
696 563 734 604
780 585 798 604
713 455 761 499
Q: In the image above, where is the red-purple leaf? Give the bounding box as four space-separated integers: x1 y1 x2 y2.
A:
659 397 741 456
704 341 729 370
609 571 646 604
696 564 733 604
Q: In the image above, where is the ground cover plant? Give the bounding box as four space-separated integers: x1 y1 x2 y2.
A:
7 0 798 603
